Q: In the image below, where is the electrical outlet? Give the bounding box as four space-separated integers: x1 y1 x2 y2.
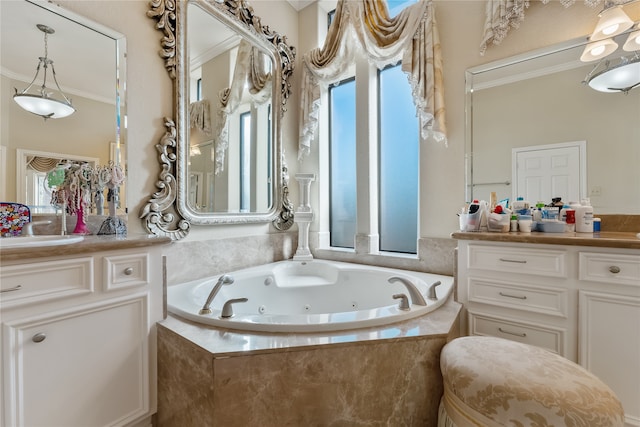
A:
590 186 602 197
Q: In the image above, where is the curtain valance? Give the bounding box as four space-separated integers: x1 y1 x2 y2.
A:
480 0 602 55
213 40 272 174
27 156 59 173
299 0 446 160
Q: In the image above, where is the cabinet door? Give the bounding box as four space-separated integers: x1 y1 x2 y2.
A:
579 291 640 427
2 294 149 427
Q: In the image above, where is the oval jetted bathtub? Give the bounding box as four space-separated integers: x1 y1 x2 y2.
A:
167 259 455 333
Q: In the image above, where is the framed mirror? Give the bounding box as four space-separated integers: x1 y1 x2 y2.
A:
143 0 295 239
466 35 640 214
0 0 127 215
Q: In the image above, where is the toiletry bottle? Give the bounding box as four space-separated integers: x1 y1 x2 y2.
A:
469 200 480 214
510 215 518 232
575 199 594 233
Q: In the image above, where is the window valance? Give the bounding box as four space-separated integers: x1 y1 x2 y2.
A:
299 0 446 160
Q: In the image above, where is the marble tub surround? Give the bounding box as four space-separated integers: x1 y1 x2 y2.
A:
310 235 458 277
0 233 170 261
157 297 461 426
164 231 297 285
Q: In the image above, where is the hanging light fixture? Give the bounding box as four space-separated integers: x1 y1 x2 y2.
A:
13 24 75 120
581 2 640 94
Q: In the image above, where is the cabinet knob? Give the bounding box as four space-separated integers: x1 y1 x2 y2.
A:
609 266 621 274
124 267 134 275
32 333 46 343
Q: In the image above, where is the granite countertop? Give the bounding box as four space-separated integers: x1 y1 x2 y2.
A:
451 231 640 250
0 234 171 262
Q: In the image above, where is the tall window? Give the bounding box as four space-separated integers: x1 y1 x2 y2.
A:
378 65 418 253
239 111 251 212
326 0 419 254
329 78 357 248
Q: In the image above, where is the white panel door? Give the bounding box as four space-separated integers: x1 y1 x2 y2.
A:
512 141 586 204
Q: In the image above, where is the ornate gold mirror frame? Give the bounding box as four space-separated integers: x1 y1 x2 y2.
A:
141 0 295 240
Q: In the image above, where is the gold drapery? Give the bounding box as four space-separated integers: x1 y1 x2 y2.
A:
299 0 447 160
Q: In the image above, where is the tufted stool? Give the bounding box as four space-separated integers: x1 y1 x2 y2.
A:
438 336 625 427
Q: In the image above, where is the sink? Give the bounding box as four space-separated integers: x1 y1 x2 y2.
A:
0 235 84 249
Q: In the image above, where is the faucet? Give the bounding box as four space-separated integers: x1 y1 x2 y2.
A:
392 293 411 311
427 281 442 300
388 277 427 306
220 298 248 318
198 274 234 315
21 220 52 236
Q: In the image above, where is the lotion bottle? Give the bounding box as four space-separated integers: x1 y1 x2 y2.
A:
575 199 594 233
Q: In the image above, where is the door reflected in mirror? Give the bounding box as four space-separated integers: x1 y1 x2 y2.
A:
186 2 274 215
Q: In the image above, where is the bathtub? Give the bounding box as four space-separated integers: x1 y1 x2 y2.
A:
167 259 454 333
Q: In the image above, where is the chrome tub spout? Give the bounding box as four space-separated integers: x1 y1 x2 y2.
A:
199 274 234 315
388 276 427 306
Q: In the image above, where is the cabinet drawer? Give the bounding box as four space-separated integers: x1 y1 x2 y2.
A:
468 277 569 317
579 252 640 287
103 253 150 291
467 245 567 278
468 311 566 356
0 258 94 308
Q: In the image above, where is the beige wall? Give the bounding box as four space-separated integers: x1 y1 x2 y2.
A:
36 1 638 241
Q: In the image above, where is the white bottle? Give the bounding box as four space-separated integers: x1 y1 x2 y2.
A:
575 199 594 233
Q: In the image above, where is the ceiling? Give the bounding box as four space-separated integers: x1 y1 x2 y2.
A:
0 0 119 105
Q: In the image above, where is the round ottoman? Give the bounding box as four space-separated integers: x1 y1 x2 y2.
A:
438 336 625 427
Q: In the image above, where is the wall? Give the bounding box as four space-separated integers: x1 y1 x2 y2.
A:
45 1 638 284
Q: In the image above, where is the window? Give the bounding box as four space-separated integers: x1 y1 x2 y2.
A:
329 78 357 248
325 0 419 254
378 65 418 253
239 111 251 212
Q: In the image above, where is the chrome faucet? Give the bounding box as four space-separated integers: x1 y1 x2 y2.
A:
21 220 52 236
199 274 234 315
388 276 427 306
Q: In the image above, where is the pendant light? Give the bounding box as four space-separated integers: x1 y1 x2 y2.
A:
581 3 640 94
13 24 76 120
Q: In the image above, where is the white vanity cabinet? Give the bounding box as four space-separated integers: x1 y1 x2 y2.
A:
0 242 166 427
457 239 640 427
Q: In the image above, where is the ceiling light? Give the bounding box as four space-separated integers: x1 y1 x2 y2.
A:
590 5 634 41
584 54 640 93
581 38 619 62
623 26 640 51
13 24 75 120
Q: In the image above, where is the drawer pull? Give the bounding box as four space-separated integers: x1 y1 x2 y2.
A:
499 292 527 300
0 285 22 293
124 267 134 275
498 327 527 338
32 333 46 343
609 266 621 274
498 258 527 264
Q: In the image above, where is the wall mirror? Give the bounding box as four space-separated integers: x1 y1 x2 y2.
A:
143 0 295 239
466 34 639 214
0 0 127 215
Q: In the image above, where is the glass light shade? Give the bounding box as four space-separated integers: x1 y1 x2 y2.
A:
13 94 75 119
586 58 640 93
580 38 619 62
590 6 634 41
623 29 640 52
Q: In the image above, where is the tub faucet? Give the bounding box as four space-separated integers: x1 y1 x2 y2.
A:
220 298 248 318
388 277 427 306
199 274 234 315
427 281 442 300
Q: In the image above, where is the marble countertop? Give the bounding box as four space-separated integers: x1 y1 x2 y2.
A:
451 231 640 249
0 234 171 262
159 297 462 358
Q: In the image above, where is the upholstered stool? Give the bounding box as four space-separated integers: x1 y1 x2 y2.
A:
438 336 625 427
